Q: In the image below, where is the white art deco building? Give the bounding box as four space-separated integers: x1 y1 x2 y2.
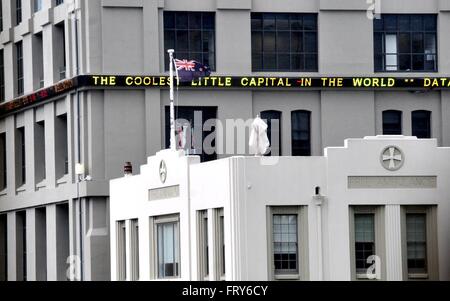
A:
109 136 450 281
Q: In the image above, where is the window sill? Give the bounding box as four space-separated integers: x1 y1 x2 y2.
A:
408 273 428 280
56 174 69 185
274 274 300 281
36 179 47 190
0 188 7 196
16 184 26 193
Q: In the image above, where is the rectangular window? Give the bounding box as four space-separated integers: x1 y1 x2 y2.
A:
55 114 68 178
35 33 44 89
15 0 22 25
374 15 437 72
0 49 5 102
130 219 139 281
217 209 225 280
153 215 180 279
34 0 42 13
16 41 23 96
55 24 66 80
16 211 26 281
273 214 298 274
0 133 6 190
0 214 7 281
382 110 402 135
165 106 217 162
354 214 375 275
164 12 215 71
261 110 282 156
406 213 427 275
116 221 126 281
197 210 209 280
16 127 26 186
412 110 431 139
35 120 45 183
251 13 318 72
291 110 311 156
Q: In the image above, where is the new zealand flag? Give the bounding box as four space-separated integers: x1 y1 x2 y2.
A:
174 59 211 82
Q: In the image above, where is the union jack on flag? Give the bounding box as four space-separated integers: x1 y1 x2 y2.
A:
174 59 196 71
173 58 211 82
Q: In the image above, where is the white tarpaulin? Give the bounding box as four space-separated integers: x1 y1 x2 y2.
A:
249 116 270 155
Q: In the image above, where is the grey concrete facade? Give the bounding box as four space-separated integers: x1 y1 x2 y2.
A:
0 0 450 280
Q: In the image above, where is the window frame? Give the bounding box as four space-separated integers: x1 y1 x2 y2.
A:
382 110 403 135
216 208 225 280
267 206 308 281
130 219 139 281
349 206 386 281
260 110 282 156
291 110 311 156
251 13 318 72
197 210 209 281
373 14 438 73
149 214 181 280
163 11 216 71
400 206 438 280
411 110 431 139
116 220 127 281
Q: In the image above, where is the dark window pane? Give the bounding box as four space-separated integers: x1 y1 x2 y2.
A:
164 12 175 29
251 14 262 30
423 15 436 31
263 14 276 30
252 53 262 71
276 14 289 30
202 30 215 53
305 54 317 71
291 111 311 156
383 110 402 135
374 54 383 71
291 54 304 71
374 18 383 31
189 13 201 29
263 32 276 52
424 34 436 53
424 54 436 71
384 15 397 31
291 32 303 52
398 15 410 31
398 33 411 53
412 33 424 53
164 30 175 50
290 15 302 30
304 32 317 52
252 31 262 52
303 15 316 30
277 32 290 52
374 33 383 54
399 55 411 71
202 14 214 30
412 111 431 138
176 30 189 51
263 53 276 70
261 110 282 156
412 55 424 70
411 15 423 31
277 54 290 70
189 30 202 51
176 12 188 29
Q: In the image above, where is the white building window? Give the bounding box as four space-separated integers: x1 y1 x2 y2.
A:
130 219 139 281
151 215 180 279
268 206 308 280
350 206 385 280
197 210 209 280
116 221 126 281
401 206 438 280
216 208 225 280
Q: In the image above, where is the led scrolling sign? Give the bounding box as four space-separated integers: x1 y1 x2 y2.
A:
1 74 450 115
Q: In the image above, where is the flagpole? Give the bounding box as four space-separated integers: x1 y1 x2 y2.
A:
168 49 176 151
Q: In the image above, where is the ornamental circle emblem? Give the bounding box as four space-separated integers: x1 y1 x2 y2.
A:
380 146 404 171
159 160 167 184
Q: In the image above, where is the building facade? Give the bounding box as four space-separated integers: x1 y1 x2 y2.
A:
1 0 450 281
109 137 450 281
